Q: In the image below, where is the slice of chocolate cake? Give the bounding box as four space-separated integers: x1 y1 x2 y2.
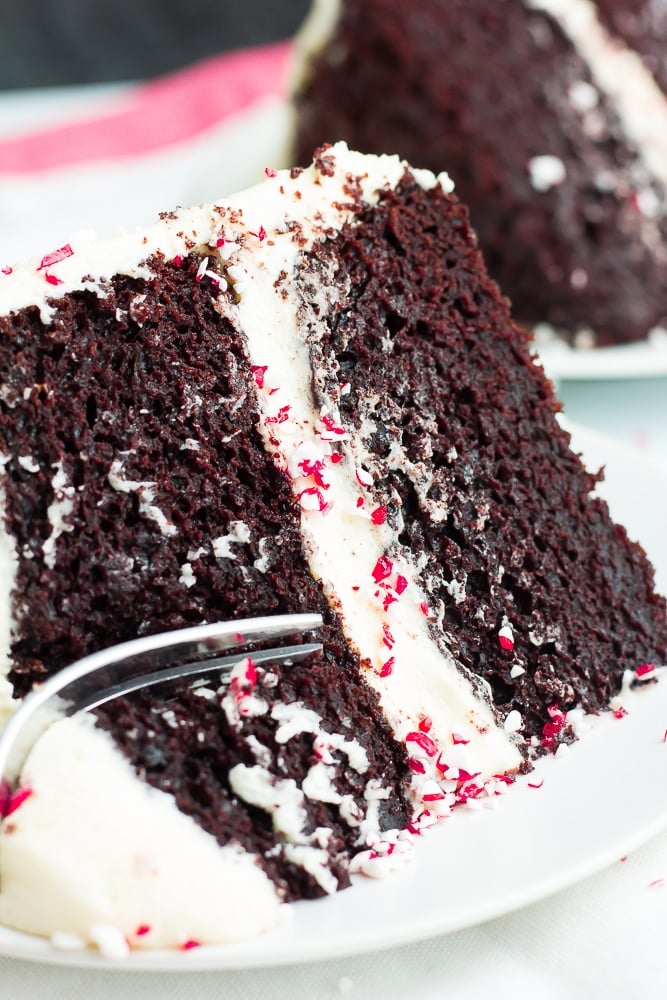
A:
291 0 667 348
0 143 665 952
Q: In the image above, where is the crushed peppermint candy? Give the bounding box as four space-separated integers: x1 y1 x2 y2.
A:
44 272 64 286
372 555 393 583
0 782 33 819
349 833 413 878
251 365 268 389
370 505 387 525
381 591 398 612
406 730 438 757
498 623 514 651
298 486 332 514
1 265 13 275
195 256 209 282
265 405 291 425
264 166 277 178
229 656 257 700
636 663 657 678
541 705 566 748
286 441 328 481
181 939 202 951
318 412 348 441
421 780 447 803
355 467 373 487
37 244 73 271
504 709 523 733
378 656 395 678
382 623 395 649
298 458 330 489
452 767 481 783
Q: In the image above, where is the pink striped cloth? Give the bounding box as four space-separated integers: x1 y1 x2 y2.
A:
0 41 292 174
0 42 294 263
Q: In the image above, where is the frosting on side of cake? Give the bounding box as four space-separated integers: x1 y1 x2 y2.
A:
289 0 343 92
0 714 283 949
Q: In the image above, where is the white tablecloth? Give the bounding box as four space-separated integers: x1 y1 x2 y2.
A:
1 45 666 999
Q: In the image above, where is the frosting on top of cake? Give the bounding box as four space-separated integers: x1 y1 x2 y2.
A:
0 145 447 322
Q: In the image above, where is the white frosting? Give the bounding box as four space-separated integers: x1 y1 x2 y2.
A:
107 458 177 537
42 462 76 569
288 0 344 92
209 147 521 790
528 154 567 192
0 716 282 948
211 520 251 559
527 0 667 189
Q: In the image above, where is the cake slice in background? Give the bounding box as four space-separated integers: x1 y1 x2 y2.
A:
0 143 665 951
291 0 667 348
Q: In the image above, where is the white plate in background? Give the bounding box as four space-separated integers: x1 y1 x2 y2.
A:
538 335 667 382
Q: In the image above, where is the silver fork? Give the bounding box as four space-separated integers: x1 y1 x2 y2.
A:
0 613 322 791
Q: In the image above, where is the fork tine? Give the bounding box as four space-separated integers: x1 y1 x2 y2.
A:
0 614 323 787
76 642 323 712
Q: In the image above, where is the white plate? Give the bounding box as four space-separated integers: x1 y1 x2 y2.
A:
537 335 667 382
1 422 666 971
